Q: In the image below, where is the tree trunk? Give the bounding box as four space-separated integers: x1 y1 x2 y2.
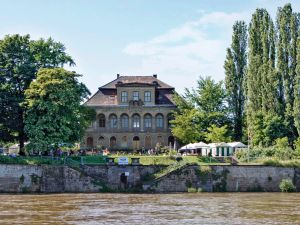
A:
18 109 26 156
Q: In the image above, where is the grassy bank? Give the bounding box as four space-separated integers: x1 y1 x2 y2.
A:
1 155 299 167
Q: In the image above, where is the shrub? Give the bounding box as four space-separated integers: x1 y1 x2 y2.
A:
279 179 296 192
187 187 197 193
200 165 212 174
175 156 183 162
197 188 203 192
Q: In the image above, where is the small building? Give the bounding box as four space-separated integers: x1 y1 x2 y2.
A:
208 142 231 157
227 142 247 154
179 142 209 155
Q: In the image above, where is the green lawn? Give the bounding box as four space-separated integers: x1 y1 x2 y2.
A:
0 155 223 166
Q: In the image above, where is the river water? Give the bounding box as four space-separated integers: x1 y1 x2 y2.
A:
0 193 299 225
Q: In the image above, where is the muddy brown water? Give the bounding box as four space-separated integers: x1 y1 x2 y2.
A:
0 193 299 225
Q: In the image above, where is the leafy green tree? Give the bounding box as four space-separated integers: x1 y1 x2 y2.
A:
0 34 74 155
171 76 230 144
204 125 231 143
276 3 299 141
171 109 202 144
24 68 95 152
224 21 247 141
274 137 293 160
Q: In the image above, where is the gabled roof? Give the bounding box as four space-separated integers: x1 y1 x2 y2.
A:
100 76 174 89
227 142 247 148
208 142 230 147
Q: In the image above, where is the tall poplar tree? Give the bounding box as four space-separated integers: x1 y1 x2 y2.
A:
294 28 300 136
276 3 299 140
224 21 247 141
246 9 278 146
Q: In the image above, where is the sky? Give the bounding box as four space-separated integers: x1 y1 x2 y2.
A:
1 0 300 95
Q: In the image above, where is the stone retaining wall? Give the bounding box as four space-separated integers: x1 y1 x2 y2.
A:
0 164 299 193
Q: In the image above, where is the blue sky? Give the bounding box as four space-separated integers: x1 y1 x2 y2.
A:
1 0 300 94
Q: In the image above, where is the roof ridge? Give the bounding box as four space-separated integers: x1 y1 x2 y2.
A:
98 75 174 89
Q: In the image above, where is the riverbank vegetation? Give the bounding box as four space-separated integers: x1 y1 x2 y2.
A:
172 3 300 162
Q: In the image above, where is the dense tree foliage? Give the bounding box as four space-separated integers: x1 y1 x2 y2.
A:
204 125 231 143
24 68 95 152
224 21 247 141
0 34 74 154
276 4 299 142
171 76 230 143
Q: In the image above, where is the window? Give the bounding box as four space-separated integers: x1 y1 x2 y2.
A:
144 114 152 128
144 91 151 102
132 114 140 129
109 114 117 128
133 91 139 101
121 91 128 103
98 114 106 127
156 114 164 128
121 114 129 128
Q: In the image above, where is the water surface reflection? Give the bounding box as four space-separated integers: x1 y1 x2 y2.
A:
0 193 299 224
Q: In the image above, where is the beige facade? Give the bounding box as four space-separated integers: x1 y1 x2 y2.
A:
82 75 176 150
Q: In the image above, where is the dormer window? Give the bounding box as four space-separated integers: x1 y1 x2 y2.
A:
133 91 139 101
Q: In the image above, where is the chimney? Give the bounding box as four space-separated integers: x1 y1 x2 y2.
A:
117 74 120 78
153 74 157 78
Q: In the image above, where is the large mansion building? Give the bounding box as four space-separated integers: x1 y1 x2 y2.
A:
82 74 176 150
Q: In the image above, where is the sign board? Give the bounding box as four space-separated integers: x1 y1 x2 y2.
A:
118 156 129 165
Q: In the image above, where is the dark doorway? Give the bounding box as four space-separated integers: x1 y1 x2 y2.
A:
133 136 140 150
168 136 175 147
120 173 128 188
87 137 93 148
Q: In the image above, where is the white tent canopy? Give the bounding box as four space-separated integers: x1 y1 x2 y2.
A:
179 143 195 150
193 142 209 148
227 142 247 148
179 142 209 150
208 142 229 148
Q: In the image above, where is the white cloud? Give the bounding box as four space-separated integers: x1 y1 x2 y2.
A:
122 11 249 94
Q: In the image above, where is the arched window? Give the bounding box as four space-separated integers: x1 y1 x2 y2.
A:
98 114 106 128
156 114 164 128
132 114 140 129
98 136 105 146
109 114 118 128
110 136 116 148
144 114 152 128
121 114 129 128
